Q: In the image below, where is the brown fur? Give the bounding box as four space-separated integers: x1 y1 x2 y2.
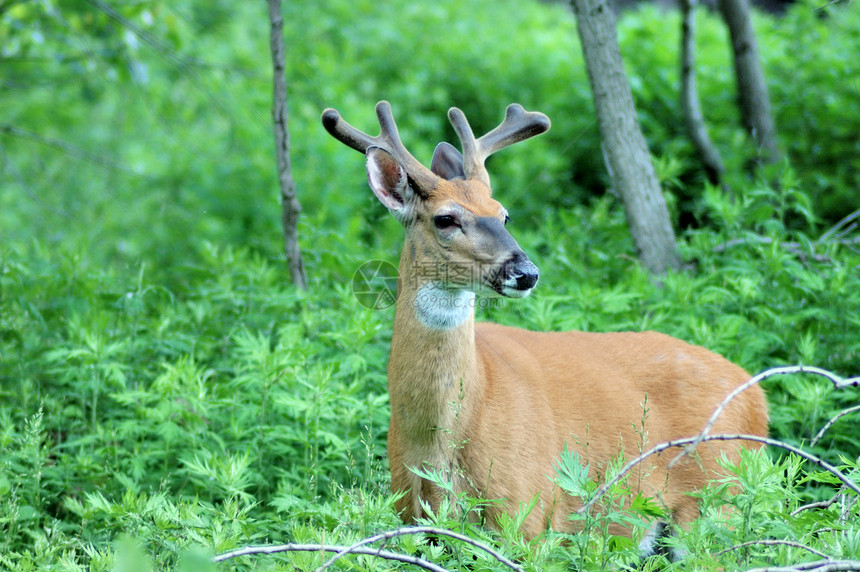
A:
379 165 768 539
327 102 769 541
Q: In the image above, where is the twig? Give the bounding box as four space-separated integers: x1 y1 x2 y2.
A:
841 493 859 522
811 404 860 447
713 538 830 559
315 526 524 572
790 494 842 517
680 0 725 186
576 433 860 515
212 542 450 572
820 208 860 242
86 0 261 77
712 226 860 263
743 559 860 571
670 365 860 469
267 0 307 289
0 124 142 175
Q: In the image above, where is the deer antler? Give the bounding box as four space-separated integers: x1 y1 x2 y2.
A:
448 104 551 187
322 101 440 193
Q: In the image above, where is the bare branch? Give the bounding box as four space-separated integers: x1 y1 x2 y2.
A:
680 0 725 186
742 559 860 572
1 124 142 176
812 404 860 447
843 494 860 522
670 365 860 468
820 208 860 243
712 230 860 266
212 526 524 572
791 494 842 517
267 0 306 289
316 526 524 572
576 433 860 515
713 538 830 559
212 542 451 572
86 0 260 77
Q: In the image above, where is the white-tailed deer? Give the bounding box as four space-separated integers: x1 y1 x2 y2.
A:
322 101 768 553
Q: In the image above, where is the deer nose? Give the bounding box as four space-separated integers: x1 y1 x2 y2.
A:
511 254 539 290
515 264 539 290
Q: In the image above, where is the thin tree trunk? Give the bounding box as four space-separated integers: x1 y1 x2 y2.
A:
570 0 682 275
268 0 307 289
681 0 726 187
718 0 780 164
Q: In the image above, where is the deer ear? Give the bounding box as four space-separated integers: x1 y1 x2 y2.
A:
367 147 412 216
430 142 466 180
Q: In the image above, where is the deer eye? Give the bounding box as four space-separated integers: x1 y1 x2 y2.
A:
434 215 458 230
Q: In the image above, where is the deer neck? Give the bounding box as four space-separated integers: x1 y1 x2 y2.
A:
387 239 480 449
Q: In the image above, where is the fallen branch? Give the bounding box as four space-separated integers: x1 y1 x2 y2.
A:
212 542 450 572
315 526 523 572
212 525 524 572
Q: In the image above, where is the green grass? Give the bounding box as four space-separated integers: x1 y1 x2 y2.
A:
2 189 858 569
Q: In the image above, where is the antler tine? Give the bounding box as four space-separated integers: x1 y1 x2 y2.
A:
321 107 376 154
322 101 439 192
478 104 552 158
448 107 484 184
448 104 551 187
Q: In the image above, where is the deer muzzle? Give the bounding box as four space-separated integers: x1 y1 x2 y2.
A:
474 217 539 297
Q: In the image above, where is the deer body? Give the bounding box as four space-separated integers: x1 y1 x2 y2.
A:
322 101 768 542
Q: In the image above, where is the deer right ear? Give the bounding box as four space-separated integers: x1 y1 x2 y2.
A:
367 147 413 218
430 142 466 180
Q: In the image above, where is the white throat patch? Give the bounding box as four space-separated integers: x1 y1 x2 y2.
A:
414 283 474 330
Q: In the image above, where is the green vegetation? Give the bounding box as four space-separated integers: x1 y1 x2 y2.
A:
1 0 858 569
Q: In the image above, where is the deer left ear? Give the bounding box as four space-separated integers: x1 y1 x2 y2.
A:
367 147 415 220
430 142 466 180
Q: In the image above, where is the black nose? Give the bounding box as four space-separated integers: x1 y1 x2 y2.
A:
510 251 539 290
516 268 539 290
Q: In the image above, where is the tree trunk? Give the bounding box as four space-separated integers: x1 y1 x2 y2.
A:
718 0 780 164
570 0 682 275
268 0 307 289
681 0 726 187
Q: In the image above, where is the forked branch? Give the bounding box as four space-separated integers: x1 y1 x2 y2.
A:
671 365 860 467
212 541 449 571
576 365 860 515
212 525 524 572
576 433 860 516
315 526 524 572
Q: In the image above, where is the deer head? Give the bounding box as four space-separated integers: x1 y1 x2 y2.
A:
322 101 550 304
